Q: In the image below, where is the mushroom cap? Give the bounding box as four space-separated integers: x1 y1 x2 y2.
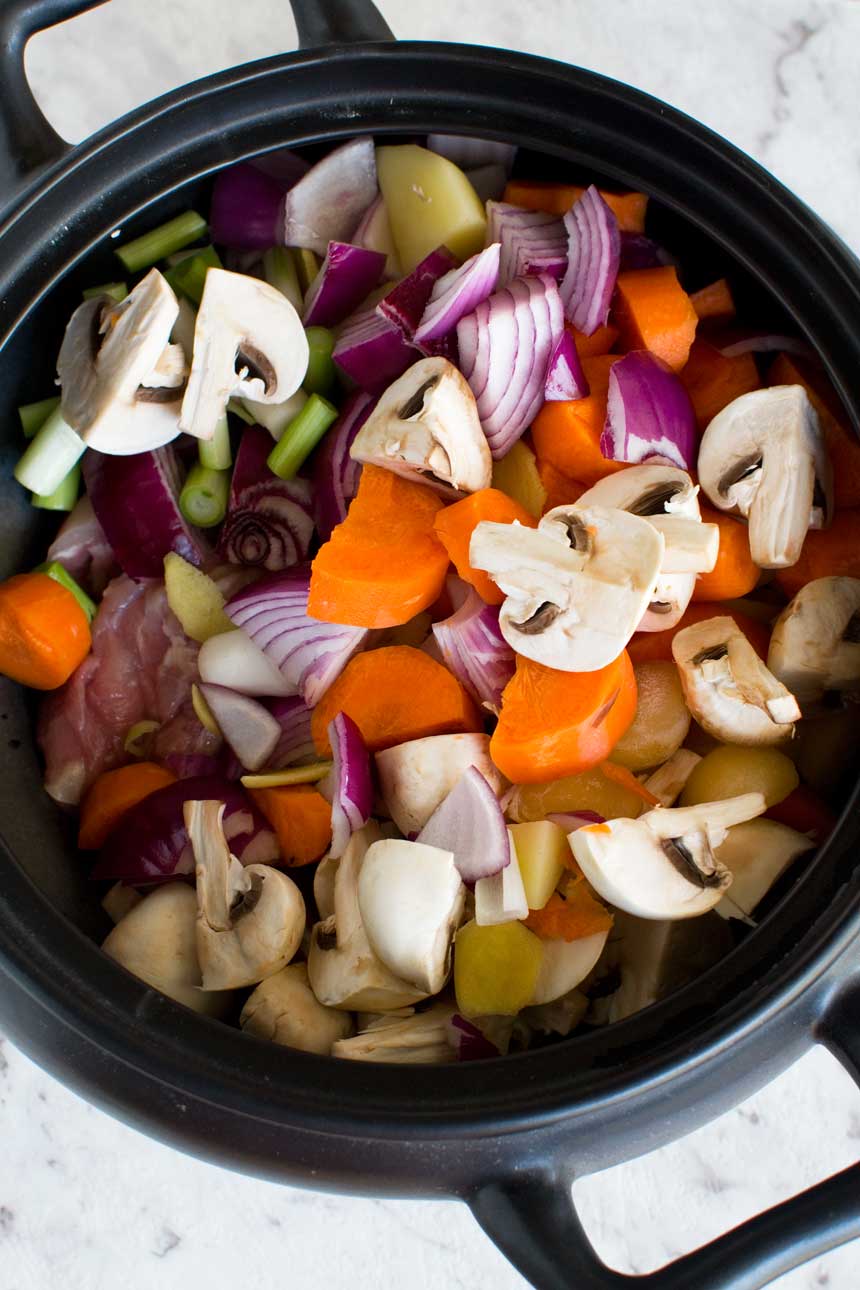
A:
673 615 801 745
697 385 833 568
350 356 492 495
470 502 664 671
240 961 354 1054
767 575 860 703
375 732 503 835
714 818 815 919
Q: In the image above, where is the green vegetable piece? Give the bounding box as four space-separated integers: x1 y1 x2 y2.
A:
179 464 230 528
267 393 338 480
290 247 320 295
15 407 85 496
31 465 81 513
164 245 222 306
303 326 336 398
263 247 303 312
18 397 60 440
198 413 232 471
115 211 208 274
227 397 255 426
34 560 97 620
83 281 128 303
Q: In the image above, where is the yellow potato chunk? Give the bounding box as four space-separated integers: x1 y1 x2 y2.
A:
163 553 233 642
680 744 799 810
491 440 547 519
612 661 690 772
454 919 543 1017
507 765 646 824
509 821 569 910
376 144 487 273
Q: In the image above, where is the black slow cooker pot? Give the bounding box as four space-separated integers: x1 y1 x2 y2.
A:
0 2 858 1286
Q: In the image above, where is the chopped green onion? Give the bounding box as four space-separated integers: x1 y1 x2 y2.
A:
267 393 338 480
303 326 336 397
33 560 97 620
18 396 60 439
290 247 320 295
164 245 222 306
124 720 160 757
244 390 306 441
115 211 207 274
191 683 220 735
263 247 303 312
198 413 232 470
240 763 333 789
15 407 85 495
179 464 230 528
227 397 255 425
31 465 81 512
83 281 127 303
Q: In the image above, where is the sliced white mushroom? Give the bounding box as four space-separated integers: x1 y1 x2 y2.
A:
307 823 428 1011
767 576 860 703
673 615 801 745
313 852 340 921
350 356 492 494
469 503 664 671
180 268 309 441
569 792 767 920
185 799 305 990
358 839 465 994
102 883 230 1016
197 629 298 698
331 1003 457 1063
642 749 703 807
374 732 504 835
58 268 186 454
697 385 833 568
529 931 609 1006
240 962 354 1054
605 910 734 1022
646 515 719 575
714 818 816 920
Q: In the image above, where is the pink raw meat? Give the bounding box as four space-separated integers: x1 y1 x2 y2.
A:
45 497 119 596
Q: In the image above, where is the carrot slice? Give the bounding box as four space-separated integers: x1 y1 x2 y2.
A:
249 785 332 866
613 267 698 372
566 321 619 358
769 352 860 509
523 883 614 942
628 601 771 665
765 785 836 844
691 505 760 602
491 652 637 784
680 338 760 431
308 465 449 628
0 572 91 690
532 354 629 486
537 460 588 514
689 278 736 321
597 760 661 807
774 510 860 599
78 762 177 850
311 645 482 755
433 488 535 605
502 180 648 233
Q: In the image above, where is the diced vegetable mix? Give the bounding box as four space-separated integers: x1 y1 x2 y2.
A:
4 133 858 1063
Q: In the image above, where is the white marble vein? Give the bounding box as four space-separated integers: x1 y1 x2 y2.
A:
4 1 860 1286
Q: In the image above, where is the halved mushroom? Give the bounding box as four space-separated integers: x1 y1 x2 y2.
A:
331 1003 458 1063
240 962 354 1054
58 268 186 454
767 576 860 703
605 909 734 1022
469 503 664 671
307 823 428 1011
180 268 309 441
358 839 466 994
714 817 816 920
673 615 801 745
375 732 504 835
313 852 340 921
569 792 767 919
642 749 703 806
349 357 492 494
185 799 305 990
697 385 833 568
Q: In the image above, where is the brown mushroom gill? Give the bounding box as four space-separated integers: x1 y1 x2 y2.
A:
135 381 186 404
693 643 729 666
556 515 592 553
230 872 264 918
236 342 277 395
843 612 860 645
661 838 723 890
718 452 761 497
399 376 440 420
513 601 562 634
628 481 685 516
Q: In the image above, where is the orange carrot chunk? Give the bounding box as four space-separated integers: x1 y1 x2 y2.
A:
769 352 860 510
502 181 648 233
79 762 178 850
249 785 332 866
536 460 588 514
774 510 860 599
523 883 614 942
532 354 629 487
0 572 91 690
613 267 698 372
491 652 637 784
311 645 482 756
628 601 771 666
689 278 736 321
691 505 760 602
565 320 619 358
308 465 450 628
680 338 760 431
433 488 535 605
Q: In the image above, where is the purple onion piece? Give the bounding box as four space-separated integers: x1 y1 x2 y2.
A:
210 163 286 250
432 589 515 713
218 426 313 572
547 811 606 832
327 712 373 859
560 185 621 336
448 1014 501 1061
352 195 401 280
268 696 316 769
485 202 567 288
545 330 589 401
413 243 501 345
426 135 517 174
417 766 509 884
281 137 378 258
377 246 459 338
600 349 697 471
332 304 421 393
311 391 375 541
619 232 666 271
197 684 281 772
250 150 311 186
302 242 386 328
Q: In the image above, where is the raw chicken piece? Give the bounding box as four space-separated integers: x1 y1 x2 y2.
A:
45 497 118 596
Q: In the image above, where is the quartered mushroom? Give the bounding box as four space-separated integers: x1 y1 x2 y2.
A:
307 823 428 1011
185 799 306 990
469 502 664 671
349 356 492 494
358 838 466 994
375 732 504 835
697 385 833 568
767 576 860 703
673 615 801 745
180 268 308 441
58 268 187 454
569 792 767 919
331 1003 459 1064
240 962 354 1054
714 818 816 920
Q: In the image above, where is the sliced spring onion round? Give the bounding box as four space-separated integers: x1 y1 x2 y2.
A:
179 464 230 528
15 408 85 496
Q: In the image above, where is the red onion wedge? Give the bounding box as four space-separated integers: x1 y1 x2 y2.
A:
251 150 310 186
332 303 420 393
377 246 459 338
198 683 281 772
465 164 508 204
91 775 278 884
432 589 515 713
486 202 567 287
352 195 401 280
226 567 368 705
600 349 697 471
198 628 297 698
413 243 501 345
619 232 666 271
547 811 606 832
447 1014 500 1061
715 330 817 361
545 329 589 401
302 242 386 328
417 766 510 884
82 445 209 580
326 712 373 859
427 135 517 174
560 184 621 335
268 696 316 769
457 273 564 458
218 425 313 571
281 137 378 258
311 391 375 541
210 163 286 250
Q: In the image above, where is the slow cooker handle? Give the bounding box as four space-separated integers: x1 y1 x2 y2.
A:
290 0 394 47
0 1 106 190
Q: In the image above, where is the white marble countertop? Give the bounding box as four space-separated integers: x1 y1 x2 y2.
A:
3 1 860 1287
